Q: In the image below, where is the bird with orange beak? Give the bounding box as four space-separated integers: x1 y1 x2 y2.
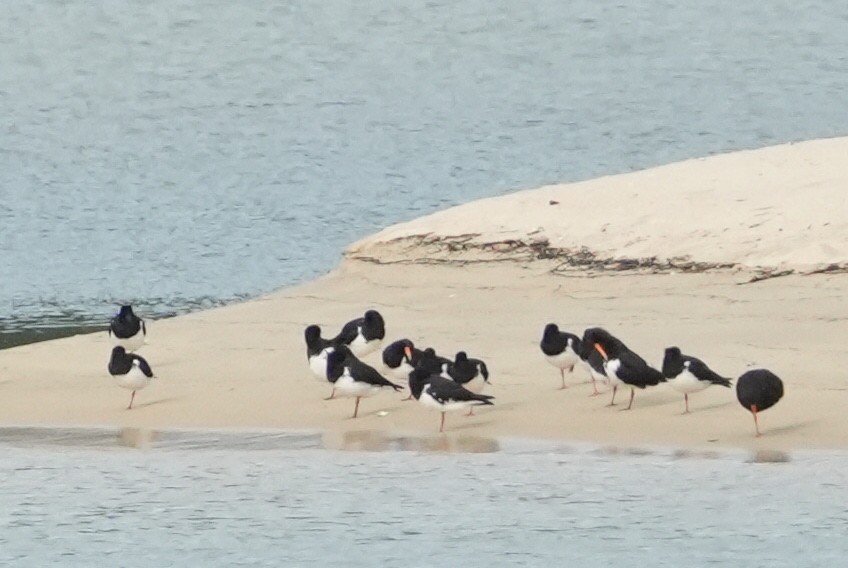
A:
581 327 665 410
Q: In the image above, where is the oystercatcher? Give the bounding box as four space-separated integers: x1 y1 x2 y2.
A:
662 346 732 413
445 351 490 415
304 324 339 400
736 369 784 436
325 346 403 418
582 327 665 410
108 305 147 352
108 346 154 410
333 309 386 357
540 323 590 391
408 369 494 432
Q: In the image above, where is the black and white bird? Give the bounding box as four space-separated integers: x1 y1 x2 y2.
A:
408 369 494 432
540 323 590 391
108 346 154 410
582 327 665 410
445 351 490 415
662 347 732 413
325 346 403 418
332 309 386 357
382 339 420 382
304 324 339 400
108 305 147 352
736 369 784 437
382 340 452 400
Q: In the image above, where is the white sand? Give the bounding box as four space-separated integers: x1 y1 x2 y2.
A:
349 137 848 272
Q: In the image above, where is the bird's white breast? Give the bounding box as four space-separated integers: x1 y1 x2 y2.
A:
667 367 709 394
113 364 151 391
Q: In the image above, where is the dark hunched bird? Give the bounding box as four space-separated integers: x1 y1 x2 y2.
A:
662 347 732 413
736 369 784 436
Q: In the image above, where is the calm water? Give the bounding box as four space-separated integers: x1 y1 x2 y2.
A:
2 0 848 347
1 429 847 566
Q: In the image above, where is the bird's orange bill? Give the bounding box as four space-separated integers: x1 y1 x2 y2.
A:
594 343 608 360
403 346 413 360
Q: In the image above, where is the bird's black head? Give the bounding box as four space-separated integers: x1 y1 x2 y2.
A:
454 351 469 364
542 323 560 340
363 310 385 338
382 339 414 367
407 368 432 400
118 305 134 318
581 327 625 361
662 346 684 378
111 346 127 357
304 325 322 346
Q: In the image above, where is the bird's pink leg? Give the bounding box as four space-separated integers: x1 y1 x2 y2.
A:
624 388 635 410
607 386 617 406
683 394 690 414
752 404 760 436
439 412 446 433
589 376 600 397
352 397 360 418
323 388 336 401
127 390 136 410
559 368 567 390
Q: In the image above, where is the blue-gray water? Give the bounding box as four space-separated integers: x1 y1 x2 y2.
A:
2 0 848 348
1 429 847 566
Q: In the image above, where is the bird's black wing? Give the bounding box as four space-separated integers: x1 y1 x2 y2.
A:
427 377 494 404
349 359 402 390
616 351 665 387
685 356 731 387
130 354 154 377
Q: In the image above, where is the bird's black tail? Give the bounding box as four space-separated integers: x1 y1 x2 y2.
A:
711 376 732 388
472 393 495 406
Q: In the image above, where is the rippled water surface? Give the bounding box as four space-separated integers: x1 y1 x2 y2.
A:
1 429 847 566
3 0 848 346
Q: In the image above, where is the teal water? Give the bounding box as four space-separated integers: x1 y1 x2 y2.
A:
3 0 848 347
1 429 846 566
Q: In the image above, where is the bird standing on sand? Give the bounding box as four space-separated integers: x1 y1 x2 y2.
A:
408 369 494 433
736 369 784 436
333 309 386 357
540 323 592 392
383 340 452 400
662 347 732 413
445 351 490 415
108 305 147 352
325 346 403 418
304 325 339 400
108 346 154 410
582 327 665 410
